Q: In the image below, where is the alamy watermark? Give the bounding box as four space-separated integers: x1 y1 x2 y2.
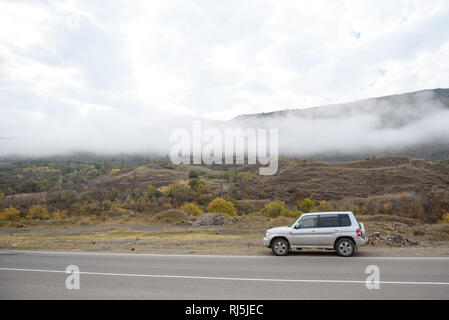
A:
65 265 80 290
365 265 380 289
66 13 81 30
169 121 279 175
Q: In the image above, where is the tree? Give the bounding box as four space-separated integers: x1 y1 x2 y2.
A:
165 184 193 206
207 198 237 216
15 180 41 193
27 205 50 220
260 200 296 218
188 170 199 179
180 202 204 216
188 178 208 193
146 185 155 193
0 207 21 221
52 209 68 220
316 200 332 212
236 172 257 181
440 213 449 224
297 198 315 212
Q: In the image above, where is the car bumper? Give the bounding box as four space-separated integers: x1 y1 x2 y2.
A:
263 237 270 247
355 237 367 247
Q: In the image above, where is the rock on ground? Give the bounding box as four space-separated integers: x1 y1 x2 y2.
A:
193 213 230 226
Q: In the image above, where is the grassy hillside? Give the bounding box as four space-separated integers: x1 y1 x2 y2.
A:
0 156 448 223
247 157 449 200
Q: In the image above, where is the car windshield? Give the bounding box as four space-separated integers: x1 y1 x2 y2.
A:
291 214 304 227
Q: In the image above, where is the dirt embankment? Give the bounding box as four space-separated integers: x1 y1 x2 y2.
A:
247 157 449 201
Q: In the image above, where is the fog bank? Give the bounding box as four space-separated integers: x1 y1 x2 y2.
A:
1 90 449 160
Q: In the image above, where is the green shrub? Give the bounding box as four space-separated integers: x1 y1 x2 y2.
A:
164 184 193 205
26 205 50 220
236 172 257 181
316 200 332 212
52 209 68 220
188 170 199 179
151 209 189 223
207 198 237 216
0 207 21 221
297 198 315 212
260 200 296 218
181 202 204 216
188 178 208 193
439 213 449 224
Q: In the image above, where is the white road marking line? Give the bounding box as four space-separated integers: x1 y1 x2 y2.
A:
1 267 449 286
2 250 449 260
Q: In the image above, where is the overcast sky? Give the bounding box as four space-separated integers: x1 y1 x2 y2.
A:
1 0 449 155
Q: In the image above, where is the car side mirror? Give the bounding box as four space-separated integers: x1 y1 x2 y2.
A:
294 223 300 229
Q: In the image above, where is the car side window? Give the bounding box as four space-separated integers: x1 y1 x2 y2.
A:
299 216 318 228
318 215 339 228
339 214 352 227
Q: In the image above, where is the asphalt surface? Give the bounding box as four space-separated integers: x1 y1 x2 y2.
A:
0 250 448 299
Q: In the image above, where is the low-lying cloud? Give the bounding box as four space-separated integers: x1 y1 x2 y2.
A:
2 90 448 160
232 90 449 158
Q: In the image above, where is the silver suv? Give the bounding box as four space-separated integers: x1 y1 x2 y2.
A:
263 211 366 257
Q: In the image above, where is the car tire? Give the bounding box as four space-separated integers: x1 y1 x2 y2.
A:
271 238 289 256
335 238 355 257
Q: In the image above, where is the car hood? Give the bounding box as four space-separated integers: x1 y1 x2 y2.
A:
267 226 292 234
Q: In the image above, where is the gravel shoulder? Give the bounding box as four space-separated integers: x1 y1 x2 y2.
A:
1 213 449 257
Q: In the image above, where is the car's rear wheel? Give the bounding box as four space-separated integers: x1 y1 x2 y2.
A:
335 238 355 257
271 238 289 256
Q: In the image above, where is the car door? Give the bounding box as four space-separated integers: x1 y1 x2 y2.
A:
291 215 320 247
317 214 342 247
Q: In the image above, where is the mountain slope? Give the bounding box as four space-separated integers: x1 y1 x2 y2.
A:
245 156 449 201
232 88 449 160
234 88 449 125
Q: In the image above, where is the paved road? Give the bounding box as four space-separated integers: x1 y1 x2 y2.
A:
1 250 448 299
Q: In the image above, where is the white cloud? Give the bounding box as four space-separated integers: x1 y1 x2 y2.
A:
2 48 84 95
0 1 50 48
0 0 448 155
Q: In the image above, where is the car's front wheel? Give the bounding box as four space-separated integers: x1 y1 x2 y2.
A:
335 238 355 257
271 238 289 256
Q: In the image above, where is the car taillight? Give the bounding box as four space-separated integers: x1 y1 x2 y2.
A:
356 228 361 237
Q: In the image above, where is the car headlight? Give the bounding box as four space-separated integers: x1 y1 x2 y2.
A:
265 231 271 238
